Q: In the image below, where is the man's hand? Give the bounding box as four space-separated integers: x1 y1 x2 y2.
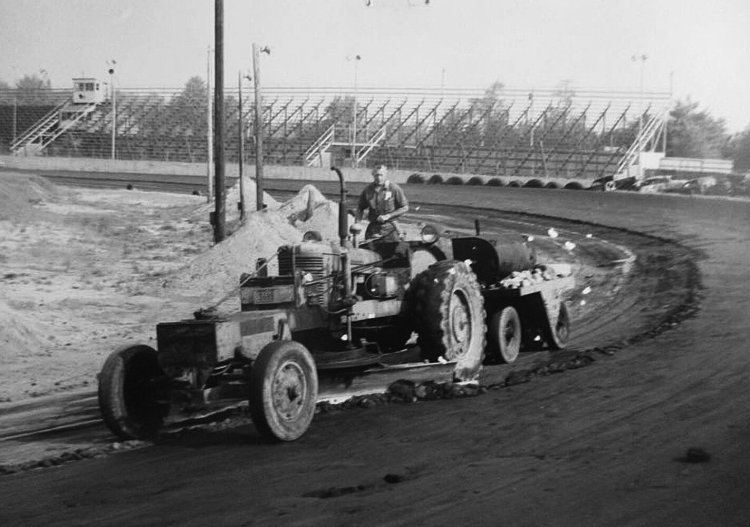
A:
376 214 390 223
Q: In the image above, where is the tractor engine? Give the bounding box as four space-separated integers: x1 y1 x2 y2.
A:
240 241 384 311
238 239 411 351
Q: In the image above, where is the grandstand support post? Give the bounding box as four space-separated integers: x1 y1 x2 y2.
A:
663 71 673 153
237 71 245 221
214 0 226 243
528 92 534 148
253 43 265 212
206 46 213 203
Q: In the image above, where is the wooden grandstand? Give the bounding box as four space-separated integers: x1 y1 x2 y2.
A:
0 85 671 183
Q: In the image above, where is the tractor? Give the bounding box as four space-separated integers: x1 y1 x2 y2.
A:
98 167 572 442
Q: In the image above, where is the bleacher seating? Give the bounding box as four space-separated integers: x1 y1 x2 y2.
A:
0 86 670 183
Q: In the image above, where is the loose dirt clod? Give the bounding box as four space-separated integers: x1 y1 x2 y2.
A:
680 447 711 463
303 484 371 499
384 473 405 484
387 379 417 403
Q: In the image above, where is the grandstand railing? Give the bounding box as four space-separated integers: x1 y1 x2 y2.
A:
9 99 69 153
12 101 100 156
303 124 335 166
355 125 387 166
612 108 668 180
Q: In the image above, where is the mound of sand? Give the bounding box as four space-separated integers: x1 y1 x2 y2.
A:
295 200 354 240
195 175 280 222
0 173 65 222
170 210 300 300
167 181 351 306
278 185 327 221
280 184 353 239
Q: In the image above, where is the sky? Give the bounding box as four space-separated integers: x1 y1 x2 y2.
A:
1 0 748 131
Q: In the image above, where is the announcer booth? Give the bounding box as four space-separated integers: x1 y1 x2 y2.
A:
72 77 105 104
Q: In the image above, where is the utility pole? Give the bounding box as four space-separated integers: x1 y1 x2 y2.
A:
213 0 226 243
108 64 116 160
206 46 213 202
237 71 246 221
12 93 17 145
632 54 647 142
253 43 266 212
351 54 361 168
11 65 18 148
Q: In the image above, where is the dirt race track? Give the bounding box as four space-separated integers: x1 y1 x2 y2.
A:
1 172 749 526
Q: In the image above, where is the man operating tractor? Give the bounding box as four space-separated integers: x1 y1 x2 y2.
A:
356 164 409 242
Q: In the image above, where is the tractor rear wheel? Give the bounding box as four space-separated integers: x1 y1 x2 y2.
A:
98 344 169 440
546 302 570 350
249 341 318 442
489 306 522 363
412 260 487 381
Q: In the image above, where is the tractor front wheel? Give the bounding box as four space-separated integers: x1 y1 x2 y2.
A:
98 344 169 440
249 341 318 442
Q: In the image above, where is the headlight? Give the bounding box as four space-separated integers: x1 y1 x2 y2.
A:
302 230 323 242
421 224 441 244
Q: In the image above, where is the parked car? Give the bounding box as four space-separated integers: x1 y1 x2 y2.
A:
637 176 687 194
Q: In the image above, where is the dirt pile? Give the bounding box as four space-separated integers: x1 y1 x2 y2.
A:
295 200 350 240
0 173 61 368
194 175 280 221
0 173 353 399
166 181 350 306
169 211 300 301
275 184 349 239
278 184 327 220
0 173 64 222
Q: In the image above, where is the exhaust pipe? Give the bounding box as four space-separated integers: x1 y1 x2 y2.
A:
330 167 348 247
